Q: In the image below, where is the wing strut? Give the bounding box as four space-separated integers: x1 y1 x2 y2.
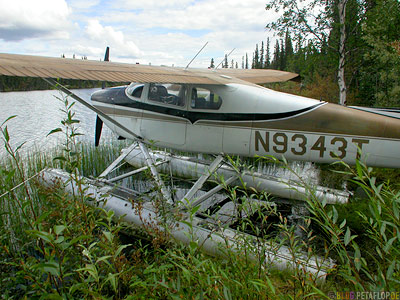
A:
215 48 235 69
43 78 172 204
185 41 208 70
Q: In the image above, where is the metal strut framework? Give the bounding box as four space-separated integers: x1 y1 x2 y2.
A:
181 154 224 205
44 78 172 204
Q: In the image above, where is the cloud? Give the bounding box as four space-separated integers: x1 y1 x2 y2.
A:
0 0 71 41
111 0 194 10
84 20 142 58
94 0 272 66
106 0 268 32
68 0 101 10
0 0 276 68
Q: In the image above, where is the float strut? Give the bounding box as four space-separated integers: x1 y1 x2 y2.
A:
107 159 168 183
138 142 173 204
99 143 138 177
189 175 238 210
181 155 224 205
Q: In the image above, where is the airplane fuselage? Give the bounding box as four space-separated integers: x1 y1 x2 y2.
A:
91 83 400 168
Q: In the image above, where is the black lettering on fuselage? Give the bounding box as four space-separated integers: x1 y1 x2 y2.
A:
352 138 370 159
254 130 371 161
255 131 269 152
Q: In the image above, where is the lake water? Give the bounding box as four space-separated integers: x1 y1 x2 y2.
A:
0 88 116 158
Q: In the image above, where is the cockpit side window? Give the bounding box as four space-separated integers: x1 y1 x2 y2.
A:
148 83 186 107
190 87 222 110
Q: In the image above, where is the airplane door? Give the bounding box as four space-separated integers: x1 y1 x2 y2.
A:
186 87 224 153
140 83 187 146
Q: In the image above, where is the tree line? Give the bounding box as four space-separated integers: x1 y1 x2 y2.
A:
215 0 399 107
266 0 400 107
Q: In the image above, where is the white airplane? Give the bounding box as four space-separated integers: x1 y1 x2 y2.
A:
1 52 400 168
3 50 366 276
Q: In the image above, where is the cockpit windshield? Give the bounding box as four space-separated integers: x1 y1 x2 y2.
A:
126 83 144 99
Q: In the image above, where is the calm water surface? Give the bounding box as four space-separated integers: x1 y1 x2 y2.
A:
0 88 115 158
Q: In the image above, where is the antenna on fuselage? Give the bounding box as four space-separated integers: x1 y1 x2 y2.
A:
215 48 235 69
185 41 208 70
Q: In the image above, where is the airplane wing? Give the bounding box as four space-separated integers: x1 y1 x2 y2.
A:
213 68 299 84
0 53 298 85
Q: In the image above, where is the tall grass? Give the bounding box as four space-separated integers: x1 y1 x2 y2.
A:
261 156 400 291
1 94 400 298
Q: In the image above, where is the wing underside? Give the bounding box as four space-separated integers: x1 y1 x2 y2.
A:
0 53 298 85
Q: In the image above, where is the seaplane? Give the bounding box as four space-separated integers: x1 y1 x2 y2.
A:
1 51 399 169
1 48 399 278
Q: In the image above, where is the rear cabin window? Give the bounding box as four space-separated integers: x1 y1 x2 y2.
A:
191 87 222 110
148 83 186 107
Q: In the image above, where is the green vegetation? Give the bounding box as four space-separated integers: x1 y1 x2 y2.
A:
1 97 400 299
239 0 400 107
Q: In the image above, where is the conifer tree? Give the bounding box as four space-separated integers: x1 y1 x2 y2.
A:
210 58 215 68
280 39 285 70
265 37 271 68
254 44 259 68
284 30 293 70
284 30 293 57
223 54 228 68
271 40 280 69
245 53 249 69
260 41 265 69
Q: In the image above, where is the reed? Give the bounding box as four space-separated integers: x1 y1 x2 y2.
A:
1 95 399 298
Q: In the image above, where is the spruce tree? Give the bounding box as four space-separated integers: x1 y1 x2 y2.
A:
210 58 215 68
265 38 271 68
254 44 259 68
272 40 280 69
280 39 285 70
260 41 264 69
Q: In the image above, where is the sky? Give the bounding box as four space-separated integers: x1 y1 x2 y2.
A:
0 0 278 68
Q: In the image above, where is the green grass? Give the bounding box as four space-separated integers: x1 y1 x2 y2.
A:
0 143 288 299
1 142 399 298
1 96 400 298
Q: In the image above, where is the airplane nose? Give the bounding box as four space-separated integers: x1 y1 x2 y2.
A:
91 89 110 103
91 87 127 104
